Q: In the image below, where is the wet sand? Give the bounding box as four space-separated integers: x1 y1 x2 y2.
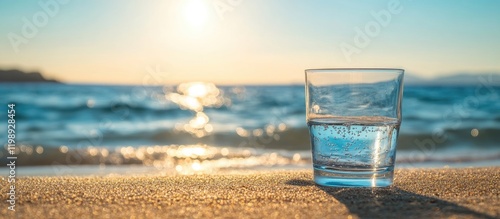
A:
1 167 499 219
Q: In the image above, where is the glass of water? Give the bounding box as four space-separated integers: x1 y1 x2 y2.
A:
305 68 404 187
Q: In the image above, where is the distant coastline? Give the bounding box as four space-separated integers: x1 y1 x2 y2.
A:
0 69 60 83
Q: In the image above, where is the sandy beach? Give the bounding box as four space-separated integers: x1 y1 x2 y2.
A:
1 167 499 219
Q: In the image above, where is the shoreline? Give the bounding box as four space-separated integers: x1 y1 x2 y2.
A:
1 167 499 218
2 158 500 177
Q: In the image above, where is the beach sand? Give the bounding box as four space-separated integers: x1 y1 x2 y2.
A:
1 167 499 219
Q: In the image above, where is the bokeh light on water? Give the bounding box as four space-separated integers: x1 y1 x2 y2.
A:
164 82 289 145
166 82 229 137
6 144 309 175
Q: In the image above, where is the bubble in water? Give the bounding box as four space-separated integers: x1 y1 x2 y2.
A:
308 117 399 171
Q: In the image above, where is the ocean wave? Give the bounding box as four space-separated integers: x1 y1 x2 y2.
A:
1 144 499 171
0 144 308 172
9 126 500 151
14 101 184 114
1 84 499 170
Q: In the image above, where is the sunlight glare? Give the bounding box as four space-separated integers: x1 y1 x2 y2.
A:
187 83 209 98
183 0 209 29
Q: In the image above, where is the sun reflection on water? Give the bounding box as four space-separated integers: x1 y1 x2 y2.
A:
166 82 229 137
9 144 310 174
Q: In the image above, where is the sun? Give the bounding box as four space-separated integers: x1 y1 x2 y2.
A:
183 0 209 30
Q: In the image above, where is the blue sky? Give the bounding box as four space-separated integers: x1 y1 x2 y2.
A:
1 0 499 84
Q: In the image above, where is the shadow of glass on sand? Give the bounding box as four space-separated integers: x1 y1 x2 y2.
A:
286 179 495 219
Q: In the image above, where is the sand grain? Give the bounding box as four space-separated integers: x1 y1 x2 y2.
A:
1 168 499 219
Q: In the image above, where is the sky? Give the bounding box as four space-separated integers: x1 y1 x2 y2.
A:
0 0 499 85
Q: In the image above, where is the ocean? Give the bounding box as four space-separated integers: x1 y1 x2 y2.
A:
0 82 499 175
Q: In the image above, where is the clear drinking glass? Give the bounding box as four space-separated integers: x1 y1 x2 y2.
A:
305 68 404 187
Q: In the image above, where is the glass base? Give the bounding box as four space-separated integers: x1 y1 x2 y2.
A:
314 166 394 187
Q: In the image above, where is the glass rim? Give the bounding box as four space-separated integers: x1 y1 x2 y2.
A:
305 68 404 73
